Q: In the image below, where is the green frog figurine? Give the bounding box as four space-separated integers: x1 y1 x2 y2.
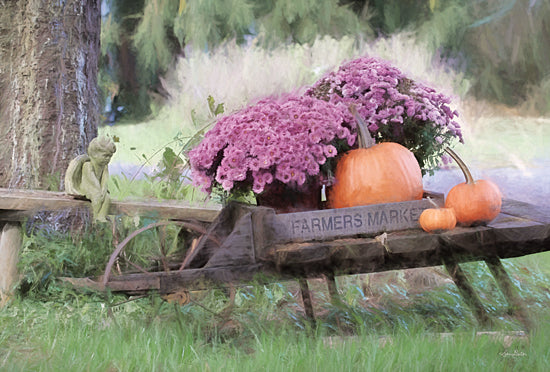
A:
65 136 116 222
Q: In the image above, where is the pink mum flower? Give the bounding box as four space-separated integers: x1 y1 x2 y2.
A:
189 95 355 195
306 56 463 174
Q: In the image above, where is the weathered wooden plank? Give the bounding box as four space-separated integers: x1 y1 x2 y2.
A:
110 199 220 222
436 226 498 259
106 275 161 293
501 199 550 224
0 188 220 222
99 264 268 293
443 258 492 328
181 202 262 269
249 206 276 258
0 211 30 222
485 257 534 332
263 210 550 276
269 197 441 243
267 238 386 276
298 278 316 324
381 229 441 255
488 213 545 229
325 272 341 305
204 212 256 268
432 212 548 260
0 223 23 295
488 214 549 256
0 189 89 212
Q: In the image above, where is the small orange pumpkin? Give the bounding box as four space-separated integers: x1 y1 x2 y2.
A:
444 148 502 226
419 198 456 233
329 106 423 209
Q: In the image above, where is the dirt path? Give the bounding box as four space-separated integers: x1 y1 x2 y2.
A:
423 158 550 208
110 158 550 208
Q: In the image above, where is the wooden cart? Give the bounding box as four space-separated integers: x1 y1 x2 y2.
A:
1 188 549 331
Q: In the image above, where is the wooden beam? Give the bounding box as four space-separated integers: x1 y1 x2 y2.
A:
97 264 270 294
270 197 440 243
501 199 550 224
0 189 89 212
443 258 492 329
0 188 220 222
264 213 550 277
298 278 316 327
325 272 341 305
109 199 220 223
0 222 22 296
485 257 534 332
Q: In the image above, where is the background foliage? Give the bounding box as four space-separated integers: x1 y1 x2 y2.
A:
99 0 550 121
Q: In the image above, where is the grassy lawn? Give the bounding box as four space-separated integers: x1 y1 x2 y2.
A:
459 114 550 169
100 111 550 171
2 277 550 371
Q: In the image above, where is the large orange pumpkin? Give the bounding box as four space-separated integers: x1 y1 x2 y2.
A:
444 148 502 226
328 107 423 209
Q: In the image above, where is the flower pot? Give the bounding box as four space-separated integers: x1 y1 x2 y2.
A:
256 181 323 214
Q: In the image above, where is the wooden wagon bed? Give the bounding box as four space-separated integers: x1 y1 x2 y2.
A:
98 198 549 330
1 188 549 330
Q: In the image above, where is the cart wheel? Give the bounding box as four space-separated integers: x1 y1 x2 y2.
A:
102 220 220 286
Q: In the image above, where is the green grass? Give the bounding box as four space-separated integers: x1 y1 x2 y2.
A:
1 284 549 371
5 251 550 371
458 114 550 169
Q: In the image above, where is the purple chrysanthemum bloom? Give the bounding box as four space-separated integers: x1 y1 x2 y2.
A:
306 56 463 174
189 94 355 194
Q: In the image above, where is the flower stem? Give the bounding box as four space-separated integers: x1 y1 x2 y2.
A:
445 147 474 184
349 105 375 149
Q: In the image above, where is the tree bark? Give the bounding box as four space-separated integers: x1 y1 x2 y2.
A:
0 0 101 190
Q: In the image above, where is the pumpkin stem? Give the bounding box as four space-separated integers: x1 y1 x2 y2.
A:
426 196 441 208
349 105 375 149
445 147 474 184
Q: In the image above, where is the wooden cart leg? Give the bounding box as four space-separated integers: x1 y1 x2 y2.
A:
0 222 23 305
325 272 341 305
484 257 533 332
298 278 316 327
443 258 492 328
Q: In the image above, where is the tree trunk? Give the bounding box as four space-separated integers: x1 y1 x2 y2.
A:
0 0 101 296
0 0 101 190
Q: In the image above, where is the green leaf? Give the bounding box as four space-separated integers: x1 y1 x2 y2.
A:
162 147 184 169
178 0 186 15
207 95 225 117
214 103 225 116
207 95 216 115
